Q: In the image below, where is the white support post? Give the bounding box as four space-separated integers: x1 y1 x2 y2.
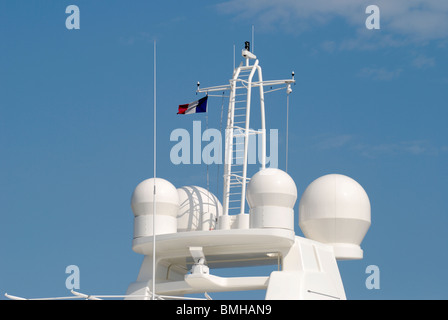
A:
239 60 259 215
222 67 241 217
257 65 266 169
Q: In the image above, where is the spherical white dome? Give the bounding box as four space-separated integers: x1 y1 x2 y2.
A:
246 168 297 230
131 178 179 238
131 178 179 217
299 174 371 260
247 168 297 209
177 186 222 232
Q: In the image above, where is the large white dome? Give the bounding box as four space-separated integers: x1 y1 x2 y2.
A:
299 174 371 260
177 186 222 232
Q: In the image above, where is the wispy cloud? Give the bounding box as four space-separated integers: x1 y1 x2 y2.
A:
412 55 436 69
118 32 153 46
358 67 403 81
217 0 448 44
316 134 354 149
353 140 442 158
314 134 446 158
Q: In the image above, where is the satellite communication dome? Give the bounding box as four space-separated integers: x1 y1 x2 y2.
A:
246 168 297 230
131 178 179 238
177 186 222 232
299 174 371 260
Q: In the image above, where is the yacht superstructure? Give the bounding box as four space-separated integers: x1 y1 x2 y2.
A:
125 42 371 300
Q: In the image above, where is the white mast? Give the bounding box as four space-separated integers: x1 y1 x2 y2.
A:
198 42 294 219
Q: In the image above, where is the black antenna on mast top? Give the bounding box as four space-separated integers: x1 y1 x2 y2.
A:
245 41 250 52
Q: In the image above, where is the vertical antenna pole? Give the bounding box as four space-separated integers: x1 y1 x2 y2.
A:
286 93 289 173
252 25 254 54
206 99 210 202
152 40 157 300
233 44 235 71
257 65 266 169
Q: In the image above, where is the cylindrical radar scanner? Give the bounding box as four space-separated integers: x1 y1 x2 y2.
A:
131 178 179 238
247 168 297 230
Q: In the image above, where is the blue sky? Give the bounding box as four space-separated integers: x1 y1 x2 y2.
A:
1 0 447 300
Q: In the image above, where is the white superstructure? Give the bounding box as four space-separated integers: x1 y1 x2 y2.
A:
125 42 371 300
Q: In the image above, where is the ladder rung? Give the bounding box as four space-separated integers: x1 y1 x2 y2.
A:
232 130 261 136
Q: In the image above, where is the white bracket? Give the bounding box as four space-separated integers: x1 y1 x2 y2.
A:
189 247 209 275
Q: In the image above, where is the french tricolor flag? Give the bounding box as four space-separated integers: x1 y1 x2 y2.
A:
177 96 208 115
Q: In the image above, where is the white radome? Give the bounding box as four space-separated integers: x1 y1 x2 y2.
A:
177 186 222 232
131 177 179 237
299 174 371 260
246 168 297 230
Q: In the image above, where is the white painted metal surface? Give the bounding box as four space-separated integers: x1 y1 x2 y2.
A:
299 174 371 260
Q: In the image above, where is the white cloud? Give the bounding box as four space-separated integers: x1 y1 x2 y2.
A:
354 140 441 158
316 134 354 149
343 138 440 157
217 0 448 43
412 55 436 69
359 67 403 81
312 134 444 158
